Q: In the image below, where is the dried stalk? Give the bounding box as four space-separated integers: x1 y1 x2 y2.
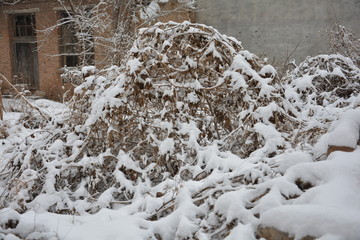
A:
0 74 50 121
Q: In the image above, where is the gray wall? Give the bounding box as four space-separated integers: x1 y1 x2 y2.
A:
196 0 360 65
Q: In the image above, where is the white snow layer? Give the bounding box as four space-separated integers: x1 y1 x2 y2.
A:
2 108 360 239
258 148 360 240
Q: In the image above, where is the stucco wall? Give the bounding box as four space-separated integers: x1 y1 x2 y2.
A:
196 0 360 65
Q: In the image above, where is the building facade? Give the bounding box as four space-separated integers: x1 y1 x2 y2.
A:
0 0 194 99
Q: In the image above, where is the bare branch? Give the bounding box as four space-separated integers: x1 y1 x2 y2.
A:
0 0 21 5
0 74 50 121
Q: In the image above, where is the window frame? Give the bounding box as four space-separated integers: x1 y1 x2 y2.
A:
58 10 95 67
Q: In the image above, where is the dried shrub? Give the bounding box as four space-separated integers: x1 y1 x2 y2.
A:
285 54 360 145
329 23 360 67
1 22 297 217
61 66 98 86
72 22 296 182
0 122 9 139
287 54 360 105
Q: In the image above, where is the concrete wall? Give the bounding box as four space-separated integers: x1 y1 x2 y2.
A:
196 0 360 65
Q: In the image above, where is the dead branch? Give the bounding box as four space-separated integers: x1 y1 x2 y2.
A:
0 74 50 121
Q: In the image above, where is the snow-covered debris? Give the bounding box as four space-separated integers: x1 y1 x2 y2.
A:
257 147 360 240
0 208 20 230
313 107 360 158
326 109 360 149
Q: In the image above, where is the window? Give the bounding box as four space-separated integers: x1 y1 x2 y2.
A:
14 14 36 37
11 14 39 88
59 13 79 67
59 12 94 67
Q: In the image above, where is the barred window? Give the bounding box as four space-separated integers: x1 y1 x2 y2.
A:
14 14 36 37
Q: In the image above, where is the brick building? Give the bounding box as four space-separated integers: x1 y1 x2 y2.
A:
0 0 194 99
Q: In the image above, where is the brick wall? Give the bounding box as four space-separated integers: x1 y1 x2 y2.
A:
0 1 63 99
0 1 194 99
35 2 63 99
157 2 195 23
0 10 12 90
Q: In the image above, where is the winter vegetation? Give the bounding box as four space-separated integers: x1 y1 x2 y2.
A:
40 0 196 69
1 21 360 240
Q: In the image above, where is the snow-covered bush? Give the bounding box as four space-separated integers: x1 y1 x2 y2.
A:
0 21 297 215
329 23 360 67
2 22 360 240
286 54 360 105
285 54 360 146
61 66 98 85
71 21 296 182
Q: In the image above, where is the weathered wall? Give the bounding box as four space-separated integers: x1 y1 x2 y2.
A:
196 0 360 65
1 1 194 99
0 1 63 99
0 11 13 90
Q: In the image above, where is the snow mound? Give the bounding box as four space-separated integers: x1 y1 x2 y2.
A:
257 146 360 240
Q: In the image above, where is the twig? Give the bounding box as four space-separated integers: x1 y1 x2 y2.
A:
203 94 221 139
283 40 301 68
0 74 50 121
0 171 10 177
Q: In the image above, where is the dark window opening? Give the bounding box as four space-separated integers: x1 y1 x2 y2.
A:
14 14 36 37
59 11 94 67
11 14 39 89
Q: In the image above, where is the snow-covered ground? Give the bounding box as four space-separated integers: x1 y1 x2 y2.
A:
1 95 360 240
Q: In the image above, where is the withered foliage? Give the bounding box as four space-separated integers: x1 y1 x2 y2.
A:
0 22 299 214
284 54 360 146
287 54 360 106
329 23 360 67
1 22 360 239
71 22 296 181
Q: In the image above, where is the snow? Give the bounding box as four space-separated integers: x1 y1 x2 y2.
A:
1 22 360 240
2 84 360 240
0 208 20 229
127 59 142 74
260 204 360 239
159 138 175 155
2 209 150 240
81 66 97 76
326 108 360 148
259 64 276 77
314 108 360 157
258 146 360 239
